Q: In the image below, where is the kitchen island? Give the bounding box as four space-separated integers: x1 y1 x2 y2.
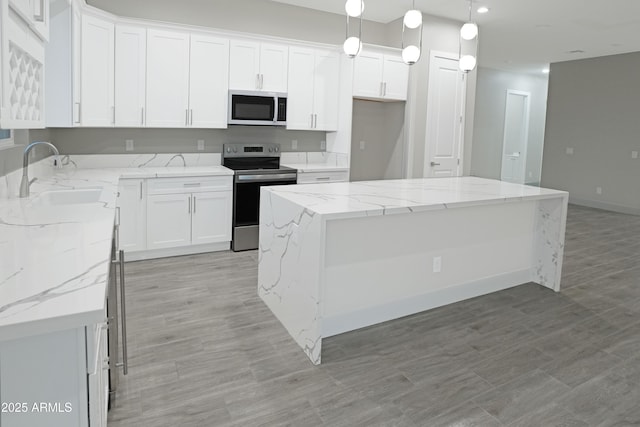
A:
258 177 569 365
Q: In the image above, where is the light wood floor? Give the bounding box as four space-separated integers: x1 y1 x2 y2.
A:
108 205 640 426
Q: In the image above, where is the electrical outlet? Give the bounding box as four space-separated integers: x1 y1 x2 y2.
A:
566 147 574 155
292 140 298 150
632 151 638 159
596 186 602 195
320 140 326 150
433 256 442 273
125 139 134 151
197 139 205 151
360 141 366 150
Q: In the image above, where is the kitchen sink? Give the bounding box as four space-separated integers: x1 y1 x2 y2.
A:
34 188 103 206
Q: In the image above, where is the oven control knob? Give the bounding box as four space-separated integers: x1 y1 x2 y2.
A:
275 147 279 152
226 147 231 153
233 147 238 153
268 148 274 153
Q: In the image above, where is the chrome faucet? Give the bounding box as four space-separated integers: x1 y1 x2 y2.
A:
19 141 61 198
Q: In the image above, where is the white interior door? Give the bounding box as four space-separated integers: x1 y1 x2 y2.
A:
501 90 531 184
424 51 466 178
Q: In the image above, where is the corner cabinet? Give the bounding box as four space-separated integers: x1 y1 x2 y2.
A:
353 50 409 101
287 47 340 131
0 0 48 129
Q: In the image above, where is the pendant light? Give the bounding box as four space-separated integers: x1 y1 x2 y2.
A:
344 0 364 58
459 0 479 72
401 0 423 65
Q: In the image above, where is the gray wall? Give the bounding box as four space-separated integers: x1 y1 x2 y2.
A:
0 129 52 176
542 51 640 213
50 127 325 154
86 0 391 46
471 67 549 185
350 100 405 181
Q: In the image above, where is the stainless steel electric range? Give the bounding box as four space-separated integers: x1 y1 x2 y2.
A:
222 143 297 251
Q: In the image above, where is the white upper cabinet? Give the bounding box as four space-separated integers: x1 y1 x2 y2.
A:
229 40 288 92
189 34 229 128
81 14 115 126
145 29 190 127
287 47 339 131
1 0 47 129
8 0 49 40
114 25 146 127
353 50 409 101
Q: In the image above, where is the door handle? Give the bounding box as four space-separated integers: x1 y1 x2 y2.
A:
430 162 441 166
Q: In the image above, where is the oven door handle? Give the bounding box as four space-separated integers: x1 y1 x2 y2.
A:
236 174 297 183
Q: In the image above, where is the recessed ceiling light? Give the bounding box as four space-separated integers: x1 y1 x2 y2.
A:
477 6 489 14
542 68 550 74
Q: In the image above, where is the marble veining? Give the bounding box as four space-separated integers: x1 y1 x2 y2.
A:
280 151 349 172
0 157 233 342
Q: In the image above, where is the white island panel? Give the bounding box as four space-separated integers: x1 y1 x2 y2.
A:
258 177 568 365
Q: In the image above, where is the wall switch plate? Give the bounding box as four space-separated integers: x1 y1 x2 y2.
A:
633 151 638 159
566 147 574 155
291 140 298 150
197 139 205 151
360 141 366 150
433 256 442 273
125 139 134 151
596 186 602 195
320 140 326 150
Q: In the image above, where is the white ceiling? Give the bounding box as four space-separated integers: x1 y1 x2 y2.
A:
270 0 640 74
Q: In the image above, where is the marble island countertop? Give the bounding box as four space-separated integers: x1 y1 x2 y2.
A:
0 164 233 342
264 176 568 220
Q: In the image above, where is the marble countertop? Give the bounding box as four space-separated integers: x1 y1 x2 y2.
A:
263 176 568 220
281 163 350 173
0 165 232 342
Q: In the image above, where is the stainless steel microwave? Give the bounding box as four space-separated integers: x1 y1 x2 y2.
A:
228 90 287 126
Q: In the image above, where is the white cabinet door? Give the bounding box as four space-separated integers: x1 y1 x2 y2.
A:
31 0 49 41
260 43 288 92
313 49 340 131
353 51 383 99
81 15 115 127
147 193 192 249
191 191 232 245
118 179 146 252
229 40 260 90
286 47 315 130
189 34 229 128
382 55 409 101
146 29 190 127
115 25 146 127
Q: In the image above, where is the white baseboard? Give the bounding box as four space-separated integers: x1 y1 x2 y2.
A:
123 241 230 262
569 197 640 216
322 269 531 338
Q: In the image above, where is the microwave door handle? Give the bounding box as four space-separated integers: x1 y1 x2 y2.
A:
273 96 278 123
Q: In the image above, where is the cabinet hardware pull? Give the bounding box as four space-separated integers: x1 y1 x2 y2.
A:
118 250 128 375
310 113 314 129
186 109 189 126
74 102 81 124
190 109 194 126
141 107 144 126
188 196 191 214
380 82 384 97
256 74 260 90
112 106 115 124
430 161 441 166
314 114 318 129
193 196 197 214
260 74 264 90
316 177 331 180
139 182 143 200
384 82 388 97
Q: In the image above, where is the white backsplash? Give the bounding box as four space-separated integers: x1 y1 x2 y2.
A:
63 153 222 169
281 151 349 167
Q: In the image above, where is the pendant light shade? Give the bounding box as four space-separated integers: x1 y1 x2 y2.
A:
344 36 363 57
459 55 477 72
344 0 364 58
403 9 422 29
345 0 364 18
460 22 478 40
401 0 423 65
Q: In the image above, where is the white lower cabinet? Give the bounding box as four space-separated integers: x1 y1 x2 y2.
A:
117 178 146 252
144 176 232 253
0 322 106 427
146 193 192 250
297 170 349 184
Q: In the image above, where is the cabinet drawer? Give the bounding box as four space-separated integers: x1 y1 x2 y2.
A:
297 170 349 184
147 176 232 195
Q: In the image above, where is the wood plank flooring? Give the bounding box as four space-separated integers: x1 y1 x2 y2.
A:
108 205 640 426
